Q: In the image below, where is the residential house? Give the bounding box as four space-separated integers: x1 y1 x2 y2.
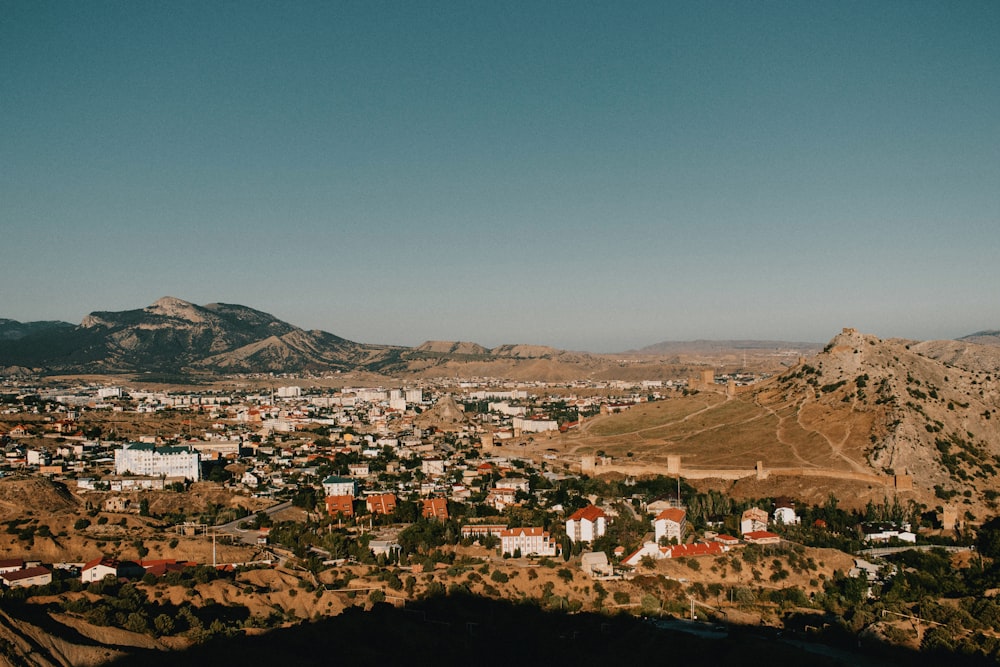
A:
713 534 741 548
566 505 608 543
740 507 769 535
366 493 398 516
485 487 518 511
653 508 687 544
461 524 507 540
104 497 130 513
500 527 557 557
863 523 916 544
0 558 25 575
348 463 370 477
1 565 51 588
140 559 193 577
743 530 781 545
322 475 357 497
773 498 800 526
422 459 447 476
646 499 679 515
81 557 143 583
495 477 529 493
422 497 449 521
325 495 355 518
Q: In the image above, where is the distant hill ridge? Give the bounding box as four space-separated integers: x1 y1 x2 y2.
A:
1 298 997 379
629 339 822 355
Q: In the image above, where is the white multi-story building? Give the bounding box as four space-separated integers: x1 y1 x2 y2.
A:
740 507 769 535
276 386 302 398
500 527 557 557
114 443 200 480
405 388 423 404
512 416 559 433
322 475 357 497
566 505 608 543
654 508 687 544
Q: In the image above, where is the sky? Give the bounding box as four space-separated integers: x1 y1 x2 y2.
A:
2 2 999 352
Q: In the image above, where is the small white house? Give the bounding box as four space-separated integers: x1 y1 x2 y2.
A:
773 504 800 526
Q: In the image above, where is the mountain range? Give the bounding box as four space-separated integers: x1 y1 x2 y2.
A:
0 297 996 379
0 297 605 377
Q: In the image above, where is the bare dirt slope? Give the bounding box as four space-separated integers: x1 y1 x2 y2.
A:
539 329 1000 509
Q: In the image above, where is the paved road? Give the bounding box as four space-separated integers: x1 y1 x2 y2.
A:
214 500 293 545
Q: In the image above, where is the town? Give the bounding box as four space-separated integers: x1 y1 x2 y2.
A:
2 372 996 664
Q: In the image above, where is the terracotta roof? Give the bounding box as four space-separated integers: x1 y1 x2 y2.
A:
743 530 780 542
500 527 547 538
1 565 49 582
325 495 355 516
668 542 725 558
82 556 120 571
568 505 607 522
422 497 449 520
655 508 687 523
366 493 398 515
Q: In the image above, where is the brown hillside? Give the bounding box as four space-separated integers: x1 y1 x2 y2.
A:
542 328 1000 511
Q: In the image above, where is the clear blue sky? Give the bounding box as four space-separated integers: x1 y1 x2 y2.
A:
3 2 998 352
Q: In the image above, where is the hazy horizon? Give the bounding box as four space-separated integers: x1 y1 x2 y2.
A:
4 3 998 351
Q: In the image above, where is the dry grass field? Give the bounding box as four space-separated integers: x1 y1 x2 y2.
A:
550 387 874 474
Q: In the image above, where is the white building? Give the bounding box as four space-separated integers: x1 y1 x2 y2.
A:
566 505 608 543
773 503 800 526
740 507 769 535
322 475 357 497
495 477 530 493
1 565 52 588
500 527 557 557
114 443 200 481
512 417 559 434
422 459 447 476
654 508 687 544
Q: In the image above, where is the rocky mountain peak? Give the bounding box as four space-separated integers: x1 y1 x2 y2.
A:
146 297 204 322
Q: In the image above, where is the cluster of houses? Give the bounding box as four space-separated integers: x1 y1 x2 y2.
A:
0 555 224 590
0 558 53 589
1 375 685 485
0 379 926 594
558 503 791 571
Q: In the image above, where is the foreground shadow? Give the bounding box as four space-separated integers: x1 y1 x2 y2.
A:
107 594 971 667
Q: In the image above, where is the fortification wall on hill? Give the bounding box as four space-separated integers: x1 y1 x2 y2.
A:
579 455 898 488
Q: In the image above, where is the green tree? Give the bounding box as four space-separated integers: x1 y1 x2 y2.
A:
976 516 1000 559
153 613 175 636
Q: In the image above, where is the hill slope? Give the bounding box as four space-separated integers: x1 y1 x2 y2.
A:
555 328 1000 508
